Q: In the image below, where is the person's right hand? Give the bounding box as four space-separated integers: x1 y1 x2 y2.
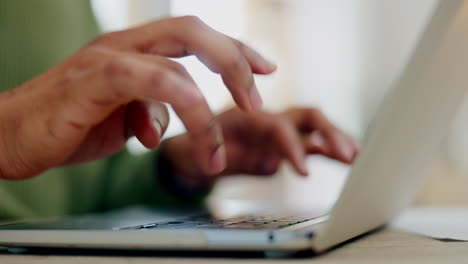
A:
0 16 276 180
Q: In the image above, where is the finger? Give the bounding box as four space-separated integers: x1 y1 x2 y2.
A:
267 116 308 176
228 37 277 74
144 56 226 175
123 16 267 111
146 100 170 136
303 131 356 164
286 108 359 163
96 54 227 174
223 141 281 176
126 101 158 148
286 108 333 132
142 56 227 175
242 151 281 176
303 131 332 156
126 100 169 149
123 22 276 75
254 153 281 176
321 130 359 164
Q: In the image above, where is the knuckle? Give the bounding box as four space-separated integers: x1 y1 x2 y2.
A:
271 116 289 132
166 61 189 76
178 15 206 30
148 69 202 108
188 90 204 105
175 87 204 110
90 32 120 46
307 107 322 115
283 107 298 115
104 57 133 80
278 115 291 125
146 68 181 100
222 56 246 75
148 68 172 88
233 39 250 53
102 57 135 99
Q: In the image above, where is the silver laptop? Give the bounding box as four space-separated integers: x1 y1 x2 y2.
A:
0 0 467 254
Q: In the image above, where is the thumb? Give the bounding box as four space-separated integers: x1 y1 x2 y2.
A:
126 100 170 149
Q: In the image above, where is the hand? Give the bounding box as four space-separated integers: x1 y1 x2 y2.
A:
0 16 276 180
163 107 360 186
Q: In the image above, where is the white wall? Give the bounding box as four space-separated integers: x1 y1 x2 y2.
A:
91 0 468 208
282 0 440 210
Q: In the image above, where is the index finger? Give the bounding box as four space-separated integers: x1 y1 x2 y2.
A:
120 16 276 111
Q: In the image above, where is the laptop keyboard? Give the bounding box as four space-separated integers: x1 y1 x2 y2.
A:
118 213 327 230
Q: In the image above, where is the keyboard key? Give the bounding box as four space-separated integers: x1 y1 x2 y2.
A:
118 212 326 230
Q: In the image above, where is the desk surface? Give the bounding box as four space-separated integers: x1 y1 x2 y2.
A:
1 229 467 264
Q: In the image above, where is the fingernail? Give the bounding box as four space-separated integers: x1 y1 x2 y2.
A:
152 118 163 136
210 144 226 174
249 85 263 109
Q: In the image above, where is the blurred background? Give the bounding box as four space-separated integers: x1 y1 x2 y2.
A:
92 0 468 209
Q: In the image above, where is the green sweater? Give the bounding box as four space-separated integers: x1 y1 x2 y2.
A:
0 0 197 221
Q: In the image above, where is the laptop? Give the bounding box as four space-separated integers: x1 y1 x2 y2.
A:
0 0 467 254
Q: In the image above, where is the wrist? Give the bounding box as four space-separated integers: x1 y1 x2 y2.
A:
0 113 11 179
0 91 27 179
0 85 54 180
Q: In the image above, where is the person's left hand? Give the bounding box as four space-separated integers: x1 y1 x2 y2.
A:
162 107 360 186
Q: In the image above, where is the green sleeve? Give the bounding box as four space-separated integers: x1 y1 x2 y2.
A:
98 148 211 211
0 147 211 221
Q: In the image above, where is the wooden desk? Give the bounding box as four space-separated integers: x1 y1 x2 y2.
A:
1 229 467 263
